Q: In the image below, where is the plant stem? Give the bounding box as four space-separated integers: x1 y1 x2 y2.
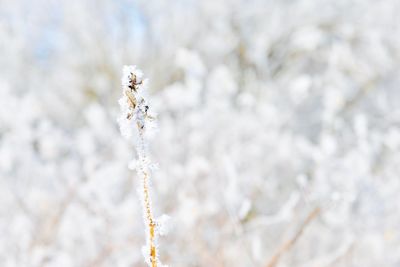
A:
138 129 157 267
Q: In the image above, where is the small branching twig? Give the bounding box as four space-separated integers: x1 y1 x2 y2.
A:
265 207 321 267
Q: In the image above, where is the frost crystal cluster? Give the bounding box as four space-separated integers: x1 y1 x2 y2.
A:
118 65 167 267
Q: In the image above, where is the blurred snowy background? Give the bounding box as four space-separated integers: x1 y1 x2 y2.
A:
1 0 400 266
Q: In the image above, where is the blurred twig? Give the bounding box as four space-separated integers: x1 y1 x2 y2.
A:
338 78 377 116
264 207 321 267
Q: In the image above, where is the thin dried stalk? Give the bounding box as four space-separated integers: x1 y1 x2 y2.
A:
137 132 157 267
265 207 321 267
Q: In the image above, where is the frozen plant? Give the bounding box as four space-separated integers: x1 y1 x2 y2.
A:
118 65 167 267
2 1 400 266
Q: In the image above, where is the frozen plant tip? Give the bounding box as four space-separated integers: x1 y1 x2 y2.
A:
118 65 168 267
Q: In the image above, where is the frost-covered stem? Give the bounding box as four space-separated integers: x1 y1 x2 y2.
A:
137 129 157 267
118 66 164 267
